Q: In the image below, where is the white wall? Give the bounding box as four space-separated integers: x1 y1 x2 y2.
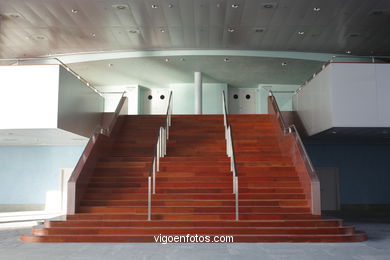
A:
293 63 390 135
57 67 104 137
95 85 139 114
169 83 227 115
0 65 60 129
202 84 228 114
259 84 300 114
169 84 195 114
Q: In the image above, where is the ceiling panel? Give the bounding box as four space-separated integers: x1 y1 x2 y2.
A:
0 0 389 58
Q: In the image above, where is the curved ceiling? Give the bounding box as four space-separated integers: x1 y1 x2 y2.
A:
0 0 390 58
69 55 324 88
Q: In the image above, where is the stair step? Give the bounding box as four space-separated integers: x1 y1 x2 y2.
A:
21 114 366 243
21 233 367 243
80 199 308 207
78 206 311 214
45 219 343 228
32 226 354 236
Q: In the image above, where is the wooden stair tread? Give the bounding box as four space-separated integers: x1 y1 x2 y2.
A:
21 114 366 243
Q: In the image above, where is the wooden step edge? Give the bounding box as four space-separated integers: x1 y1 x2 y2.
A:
20 232 367 243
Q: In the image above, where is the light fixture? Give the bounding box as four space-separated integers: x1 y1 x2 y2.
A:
90 33 96 38
34 35 46 40
281 62 287 66
227 28 235 33
346 50 351 54
298 31 305 35
348 33 360 38
313 7 320 12
152 4 158 8
331 131 337 134
71 9 78 14
113 4 128 10
263 3 275 9
224 58 230 62
168 4 173 8
232 4 239 8
108 63 114 67
165 58 170 62
160 28 166 33
180 58 185 62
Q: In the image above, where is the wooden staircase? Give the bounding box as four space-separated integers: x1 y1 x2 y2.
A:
21 114 367 242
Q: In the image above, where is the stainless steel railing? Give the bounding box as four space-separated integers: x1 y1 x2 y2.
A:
0 57 103 96
221 91 239 221
268 90 321 215
147 91 173 220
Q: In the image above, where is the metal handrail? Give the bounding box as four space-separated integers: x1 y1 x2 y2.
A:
0 57 103 96
268 90 320 215
147 91 173 220
221 91 239 221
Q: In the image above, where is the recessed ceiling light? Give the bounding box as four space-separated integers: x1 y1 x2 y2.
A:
180 58 185 61
227 28 235 33
313 7 320 12
90 33 96 38
34 35 47 40
298 31 305 35
108 63 114 67
152 4 158 8
165 58 170 62
160 28 166 33
71 9 78 14
331 131 337 134
168 4 173 8
224 58 230 62
232 4 239 8
254 28 265 33
348 33 361 38
370 10 387 16
346 50 351 54
263 3 275 9
281 62 287 66
112 4 128 10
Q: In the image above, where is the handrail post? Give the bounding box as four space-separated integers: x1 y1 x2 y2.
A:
148 176 152 220
235 176 239 221
153 158 156 194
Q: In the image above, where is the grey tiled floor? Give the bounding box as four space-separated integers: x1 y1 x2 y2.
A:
0 222 389 260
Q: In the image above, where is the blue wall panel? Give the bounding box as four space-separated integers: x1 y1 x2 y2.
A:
0 146 84 204
306 143 390 204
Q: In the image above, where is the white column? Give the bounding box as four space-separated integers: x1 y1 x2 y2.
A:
194 72 202 114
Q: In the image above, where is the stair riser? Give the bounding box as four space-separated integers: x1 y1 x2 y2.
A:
33 227 354 236
46 220 342 228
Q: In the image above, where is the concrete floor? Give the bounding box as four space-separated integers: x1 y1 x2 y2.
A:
0 221 389 260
